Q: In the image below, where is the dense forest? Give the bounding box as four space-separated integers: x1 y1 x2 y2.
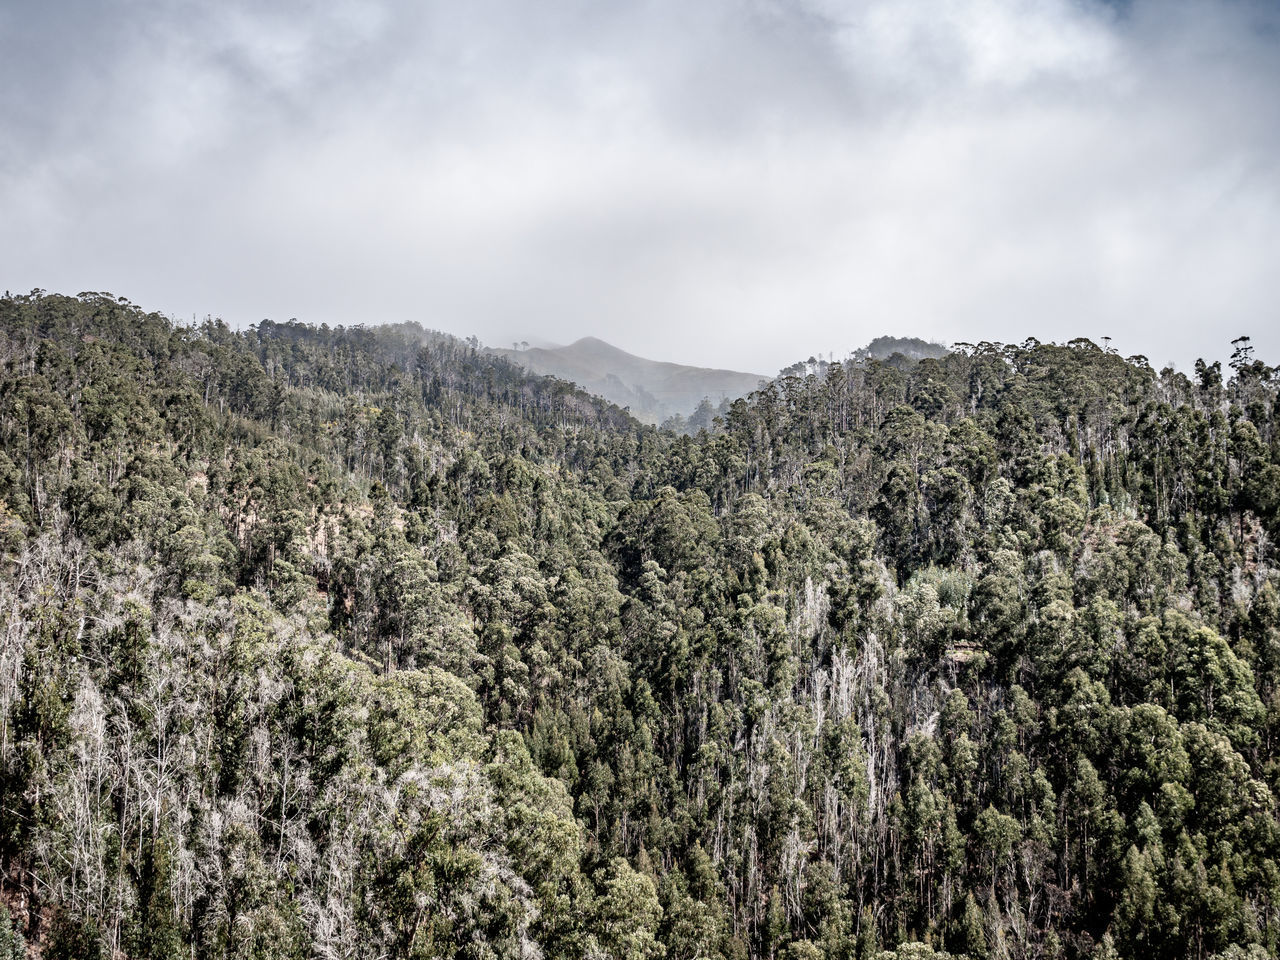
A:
0 291 1277 960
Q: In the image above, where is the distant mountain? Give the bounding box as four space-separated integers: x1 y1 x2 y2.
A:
491 336 767 425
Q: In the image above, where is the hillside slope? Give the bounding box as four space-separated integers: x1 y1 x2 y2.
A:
1 292 1279 960
492 336 766 424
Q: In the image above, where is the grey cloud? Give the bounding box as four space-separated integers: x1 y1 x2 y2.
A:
2 0 1278 373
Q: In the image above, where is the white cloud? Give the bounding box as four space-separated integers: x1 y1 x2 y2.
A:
2 0 1278 373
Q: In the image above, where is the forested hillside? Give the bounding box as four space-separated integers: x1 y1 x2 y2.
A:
0 292 1278 960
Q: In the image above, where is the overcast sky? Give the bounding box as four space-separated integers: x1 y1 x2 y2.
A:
2 0 1278 374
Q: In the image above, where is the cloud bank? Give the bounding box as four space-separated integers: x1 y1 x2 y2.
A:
2 0 1278 372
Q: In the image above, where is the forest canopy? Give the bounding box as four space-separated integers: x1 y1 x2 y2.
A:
0 292 1277 960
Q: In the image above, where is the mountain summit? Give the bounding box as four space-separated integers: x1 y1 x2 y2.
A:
492 337 767 425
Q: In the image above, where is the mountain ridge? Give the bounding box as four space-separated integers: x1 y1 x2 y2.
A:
491 336 767 425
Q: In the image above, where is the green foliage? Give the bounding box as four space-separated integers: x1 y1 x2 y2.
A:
0 906 26 960
1 293 1279 959
594 858 666 959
